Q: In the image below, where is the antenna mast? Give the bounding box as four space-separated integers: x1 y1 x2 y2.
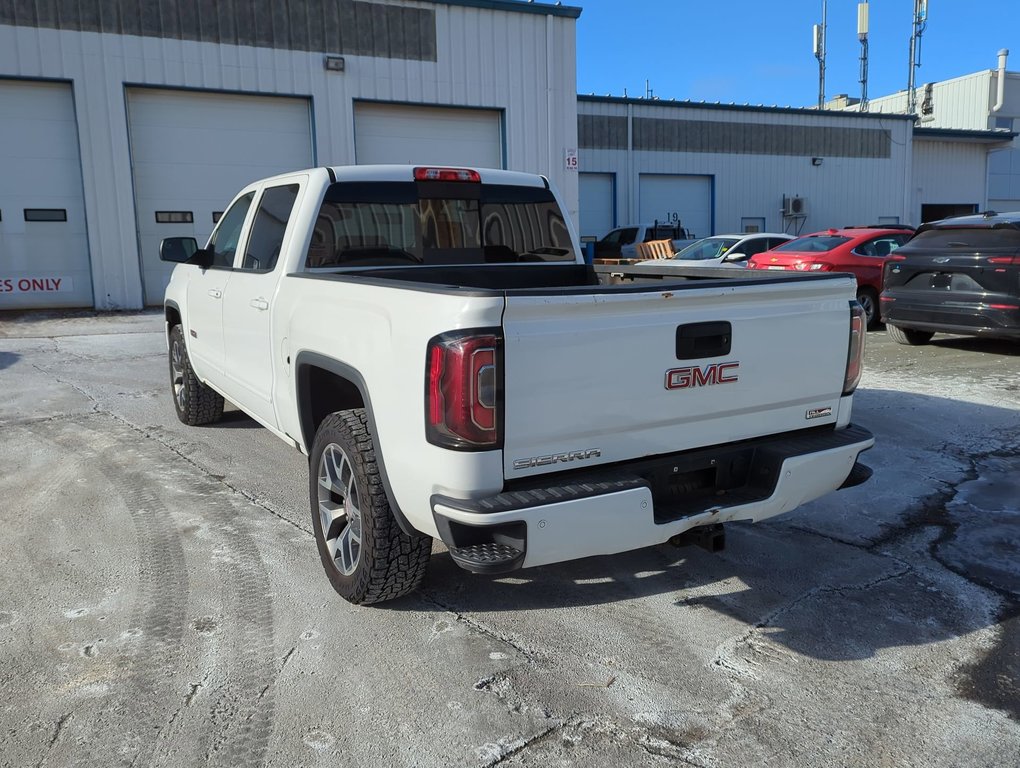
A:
858 1 869 111
907 0 929 116
813 0 827 109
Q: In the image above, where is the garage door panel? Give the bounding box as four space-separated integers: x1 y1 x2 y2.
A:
127 88 312 304
0 80 93 309
578 173 614 239
354 103 502 168
639 174 712 239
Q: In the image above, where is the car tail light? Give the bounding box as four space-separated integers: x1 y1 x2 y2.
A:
795 262 831 271
888 254 907 261
843 302 867 396
988 256 1020 265
413 167 481 182
426 330 502 450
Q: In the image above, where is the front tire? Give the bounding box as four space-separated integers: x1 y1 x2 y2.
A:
309 409 431 604
887 324 935 346
168 325 224 425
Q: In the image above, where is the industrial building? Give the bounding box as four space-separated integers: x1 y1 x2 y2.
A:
848 49 1020 217
576 49 1017 242
577 97 919 241
0 0 580 309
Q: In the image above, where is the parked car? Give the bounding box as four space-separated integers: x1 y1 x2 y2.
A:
636 232 794 269
747 226 915 328
881 211 1020 344
595 222 695 259
159 164 873 604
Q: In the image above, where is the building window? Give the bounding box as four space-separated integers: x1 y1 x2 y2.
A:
24 209 67 222
212 211 223 223
155 211 194 224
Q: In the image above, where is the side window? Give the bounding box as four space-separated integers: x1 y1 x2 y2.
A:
208 192 255 268
767 238 788 249
741 237 769 256
618 227 639 246
241 184 300 271
855 239 879 257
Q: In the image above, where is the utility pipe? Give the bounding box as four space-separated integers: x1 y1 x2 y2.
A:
992 48 1009 113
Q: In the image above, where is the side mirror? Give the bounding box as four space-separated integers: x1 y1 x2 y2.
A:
722 251 746 262
160 237 199 263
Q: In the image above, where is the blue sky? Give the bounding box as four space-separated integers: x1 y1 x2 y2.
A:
574 1 1018 107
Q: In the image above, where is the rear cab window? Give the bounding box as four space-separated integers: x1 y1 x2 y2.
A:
903 227 1020 250
306 182 577 268
773 235 851 253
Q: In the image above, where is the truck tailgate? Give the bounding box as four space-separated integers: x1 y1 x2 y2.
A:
501 277 855 479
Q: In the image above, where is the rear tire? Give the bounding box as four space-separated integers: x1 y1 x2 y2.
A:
857 288 880 330
887 324 934 346
169 325 224 425
309 409 431 605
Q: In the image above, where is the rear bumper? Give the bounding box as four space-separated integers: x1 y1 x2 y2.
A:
881 294 1020 338
432 425 874 573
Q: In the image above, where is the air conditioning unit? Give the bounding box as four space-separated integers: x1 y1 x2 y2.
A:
782 195 807 216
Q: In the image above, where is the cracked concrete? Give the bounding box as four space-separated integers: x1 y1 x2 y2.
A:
0 312 1018 766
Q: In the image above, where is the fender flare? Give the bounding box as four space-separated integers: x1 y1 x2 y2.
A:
294 352 418 538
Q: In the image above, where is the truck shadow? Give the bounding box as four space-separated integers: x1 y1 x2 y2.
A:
400 389 1019 671
0 351 21 370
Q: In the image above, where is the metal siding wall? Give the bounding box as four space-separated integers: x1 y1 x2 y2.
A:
912 140 989 218
0 2 577 308
577 101 912 234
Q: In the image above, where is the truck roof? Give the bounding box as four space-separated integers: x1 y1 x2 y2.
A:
329 164 549 188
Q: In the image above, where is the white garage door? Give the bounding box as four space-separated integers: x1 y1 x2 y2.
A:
127 89 313 304
0 80 92 309
639 174 713 239
354 103 502 169
578 173 615 240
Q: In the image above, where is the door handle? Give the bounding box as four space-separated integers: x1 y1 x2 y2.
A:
207 289 222 299
250 298 269 311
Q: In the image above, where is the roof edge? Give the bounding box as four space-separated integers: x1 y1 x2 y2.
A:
431 0 581 18
913 127 1018 142
577 94 916 120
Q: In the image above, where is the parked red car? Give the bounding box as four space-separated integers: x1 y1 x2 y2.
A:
748 226 915 328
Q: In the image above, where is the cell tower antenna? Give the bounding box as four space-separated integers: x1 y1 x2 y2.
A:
813 0 827 109
907 0 929 116
858 1 869 111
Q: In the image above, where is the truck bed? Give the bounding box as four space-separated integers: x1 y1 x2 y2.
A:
293 263 848 294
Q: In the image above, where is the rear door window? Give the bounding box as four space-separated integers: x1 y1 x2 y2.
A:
241 184 300 271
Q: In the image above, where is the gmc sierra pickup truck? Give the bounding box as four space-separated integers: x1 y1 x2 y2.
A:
161 165 873 605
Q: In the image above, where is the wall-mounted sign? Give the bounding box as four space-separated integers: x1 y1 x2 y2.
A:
0 276 74 294
565 148 578 171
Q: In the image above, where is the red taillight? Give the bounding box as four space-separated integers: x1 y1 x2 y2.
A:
888 254 907 261
426 331 502 450
843 302 866 396
988 256 1020 265
413 166 481 183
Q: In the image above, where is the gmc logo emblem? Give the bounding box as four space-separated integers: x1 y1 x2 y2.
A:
665 362 740 390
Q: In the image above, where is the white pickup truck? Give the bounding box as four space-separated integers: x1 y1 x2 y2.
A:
161 165 874 605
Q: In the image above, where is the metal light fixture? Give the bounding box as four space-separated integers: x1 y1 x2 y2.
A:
324 56 345 72
811 157 824 166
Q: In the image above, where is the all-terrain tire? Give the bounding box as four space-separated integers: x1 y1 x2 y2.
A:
886 324 935 346
309 409 432 604
168 324 224 425
857 287 881 330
